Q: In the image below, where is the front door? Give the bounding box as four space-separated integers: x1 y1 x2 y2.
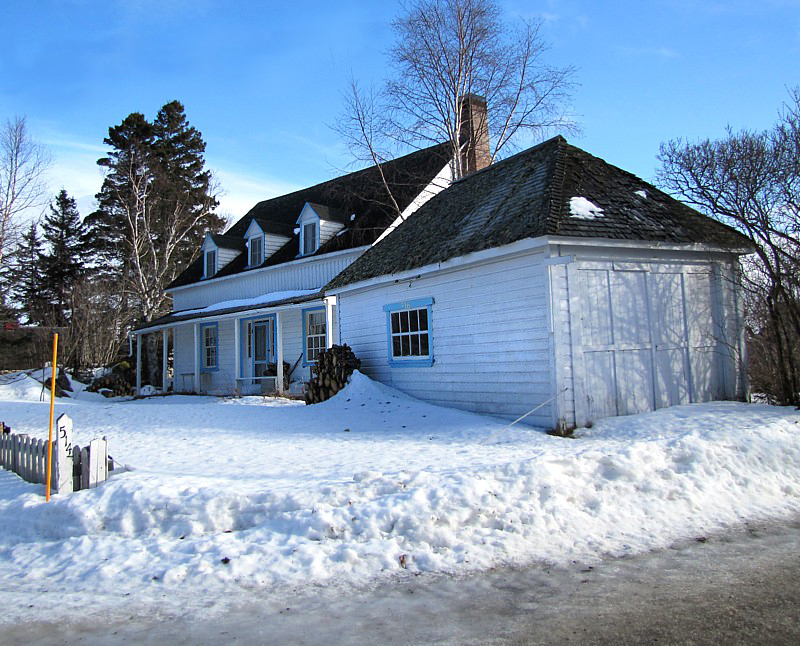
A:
252 319 274 378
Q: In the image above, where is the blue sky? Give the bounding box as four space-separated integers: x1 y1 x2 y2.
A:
2 0 798 222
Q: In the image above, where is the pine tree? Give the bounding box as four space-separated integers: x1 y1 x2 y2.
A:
85 101 223 383
151 100 224 267
12 221 49 324
41 190 86 326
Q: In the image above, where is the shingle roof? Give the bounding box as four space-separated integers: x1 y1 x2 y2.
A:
169 143 450 289
250 218 294 237
208 233 246 251
327 136 751 290
306 203 349 224
135 290 322 330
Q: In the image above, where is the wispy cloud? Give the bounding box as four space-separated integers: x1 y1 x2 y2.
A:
211 166 302 221
31 128 304 224
616 45 679 59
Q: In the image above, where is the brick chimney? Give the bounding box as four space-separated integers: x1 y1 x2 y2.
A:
459 93 491 175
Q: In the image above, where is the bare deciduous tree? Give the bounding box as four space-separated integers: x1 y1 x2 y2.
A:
657 88 800 405
0 116 51 283
336 0 577 185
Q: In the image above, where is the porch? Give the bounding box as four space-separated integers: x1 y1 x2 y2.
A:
132 292 335 397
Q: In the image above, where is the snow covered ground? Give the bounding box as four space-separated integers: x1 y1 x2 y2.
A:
1 370 799 626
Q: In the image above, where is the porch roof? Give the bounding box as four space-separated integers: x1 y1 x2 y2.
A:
134 289 324 334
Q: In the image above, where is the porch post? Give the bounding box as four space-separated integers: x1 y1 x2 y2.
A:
193 323 201 393
275 311 284 395
233 317 241 396
135 333 142 395
325 296 336 348
161 328 169 393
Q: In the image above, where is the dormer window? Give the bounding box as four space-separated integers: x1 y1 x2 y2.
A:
205 250 216 278
303 222 318 255
249 236 263 267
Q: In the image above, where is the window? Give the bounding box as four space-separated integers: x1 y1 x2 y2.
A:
304 308 327 364
303 222 318 255
249 236 263 267
202 324 218 370
383 298 434 366
205 250 216 278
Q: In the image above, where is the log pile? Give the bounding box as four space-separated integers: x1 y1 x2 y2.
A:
305 344 361 404
86 362 136 397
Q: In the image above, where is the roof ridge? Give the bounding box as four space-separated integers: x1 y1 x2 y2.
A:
546 136 569 235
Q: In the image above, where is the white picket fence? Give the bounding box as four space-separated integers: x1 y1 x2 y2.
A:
0 414 109 495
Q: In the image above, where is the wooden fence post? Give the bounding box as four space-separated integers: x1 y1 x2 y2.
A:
88 438 108 489
51 414 74 495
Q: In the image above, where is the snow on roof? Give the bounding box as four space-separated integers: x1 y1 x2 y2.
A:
569 196 604 220
177 289 322 317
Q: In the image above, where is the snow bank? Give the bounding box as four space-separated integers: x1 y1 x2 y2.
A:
1 370 799 623
0 373 47 402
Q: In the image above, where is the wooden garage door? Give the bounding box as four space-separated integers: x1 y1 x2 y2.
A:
577 265 720 422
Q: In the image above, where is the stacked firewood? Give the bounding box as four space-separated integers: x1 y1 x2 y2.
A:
305 344 361 404
87 362 136 397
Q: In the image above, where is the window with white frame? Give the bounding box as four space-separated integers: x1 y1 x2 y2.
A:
384 298 433 365
249 235 263 267
303 222 318 255
205 250 216 278
304 309 326 363
202 325 217 369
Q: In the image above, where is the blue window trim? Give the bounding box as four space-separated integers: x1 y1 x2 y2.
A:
247 234 264 268
238 314 277 379
383 297 434 367
203 249 217 279
199 322 219 372
302 306 327 366
296 211 320 258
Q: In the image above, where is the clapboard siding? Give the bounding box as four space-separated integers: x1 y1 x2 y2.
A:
264 234 290 259
217 247 238 271
171 310 309 395
338 250 554 426
319 220 345 246
173 249 364 310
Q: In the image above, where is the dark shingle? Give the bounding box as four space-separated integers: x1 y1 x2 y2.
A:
208 233 246 251
327 136 751 290
168 143 450 289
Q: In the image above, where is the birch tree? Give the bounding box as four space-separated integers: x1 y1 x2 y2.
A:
0 116 51 300
87 101 223 383
336 0 576 184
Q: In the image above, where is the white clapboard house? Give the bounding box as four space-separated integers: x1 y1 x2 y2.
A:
132 135 454 397
135 98 750 428
326 135 751 430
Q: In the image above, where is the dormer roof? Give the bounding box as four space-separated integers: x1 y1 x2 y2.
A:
168 142 450 289
205 232 246 251
298 203 349 225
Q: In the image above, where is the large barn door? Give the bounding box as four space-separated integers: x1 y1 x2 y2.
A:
574 262 726 425
579 269 617 421
609 270 654 416
684 270 723 402
649 272 691 408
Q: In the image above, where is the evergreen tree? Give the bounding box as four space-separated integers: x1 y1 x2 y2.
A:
12 221 49 324
151 101 224 266
85 101 223 383
41 189 86 326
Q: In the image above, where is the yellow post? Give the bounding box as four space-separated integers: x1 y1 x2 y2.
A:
45 333 58 502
